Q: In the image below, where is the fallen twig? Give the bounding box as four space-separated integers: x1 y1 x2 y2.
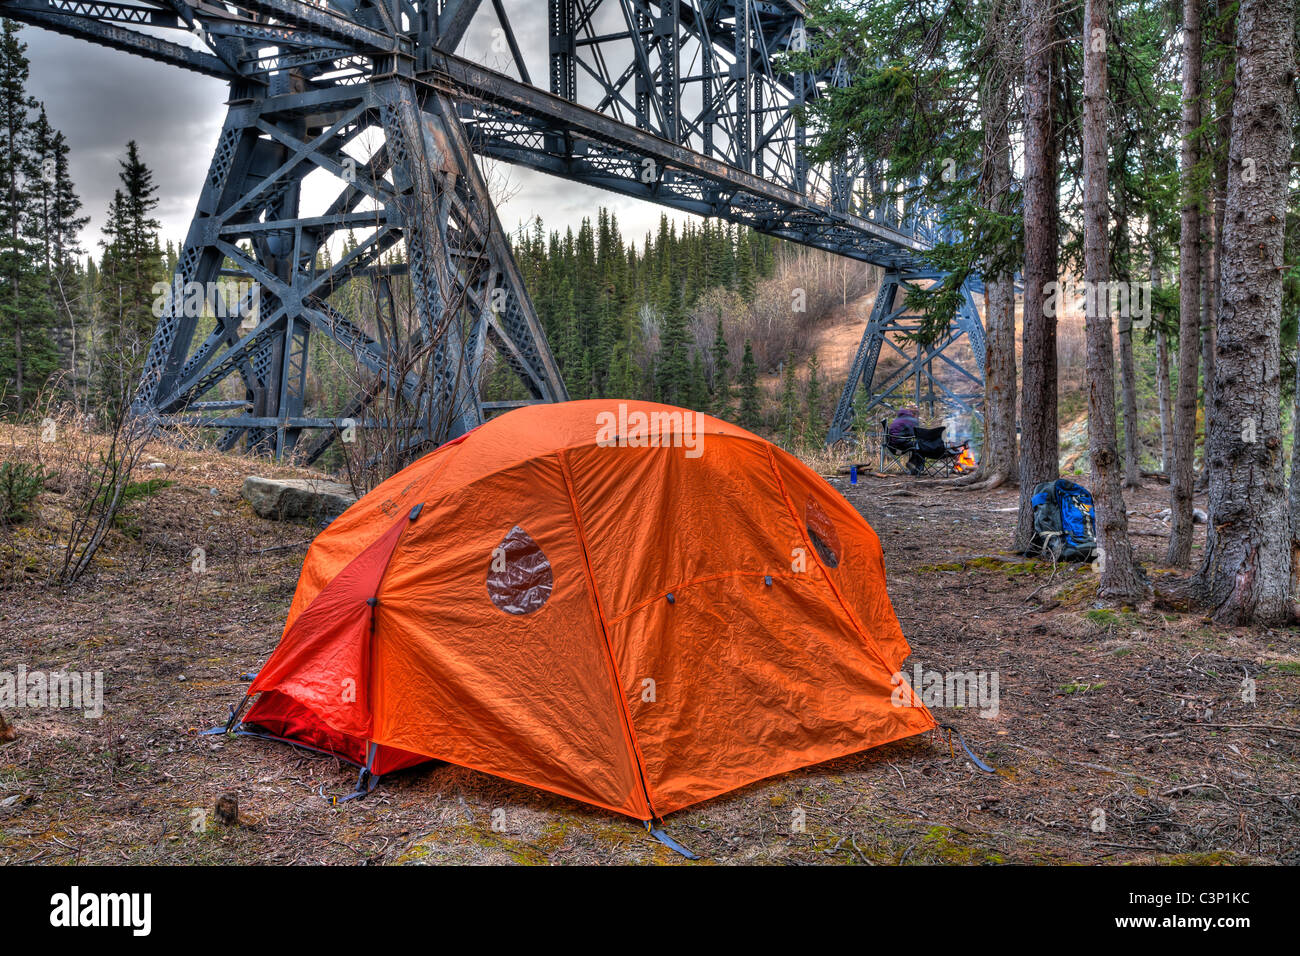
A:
1194 723 1300 737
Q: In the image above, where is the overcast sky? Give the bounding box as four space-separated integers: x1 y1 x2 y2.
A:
21 10 687 258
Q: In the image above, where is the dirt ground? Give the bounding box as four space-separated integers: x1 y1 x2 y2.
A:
1 438 1297 865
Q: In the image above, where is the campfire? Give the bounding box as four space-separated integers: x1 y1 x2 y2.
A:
954 446 977 474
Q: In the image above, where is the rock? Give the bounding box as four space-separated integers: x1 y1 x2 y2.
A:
242 476 356 522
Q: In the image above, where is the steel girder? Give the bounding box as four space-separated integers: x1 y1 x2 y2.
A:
3 0 988 457
422 50 928 268
133 75 566 459
1 0 956 264
824 272 988 445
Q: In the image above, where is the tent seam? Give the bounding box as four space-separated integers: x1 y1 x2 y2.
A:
761 444 931 715
555 449 658 820
365 510 423 756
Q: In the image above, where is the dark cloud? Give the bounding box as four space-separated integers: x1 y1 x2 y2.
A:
24 28 227 250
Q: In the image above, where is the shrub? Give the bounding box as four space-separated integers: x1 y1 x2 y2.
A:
0 461 46 526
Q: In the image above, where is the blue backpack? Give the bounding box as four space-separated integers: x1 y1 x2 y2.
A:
1030 479 1098 561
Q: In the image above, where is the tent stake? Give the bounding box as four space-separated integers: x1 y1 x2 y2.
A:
647 821 701 860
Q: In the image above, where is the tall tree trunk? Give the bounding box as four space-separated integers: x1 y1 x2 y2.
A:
1151 216 1172 474
1201 0 1236 493
1290 341 1300 603
1167 0 1203 566
1156 325 1172 472
1015 0 1060 551
977 0 1018 490
1114 183 1140 489
1212 0 1234 343
1195 0 1294 624
12 319 21 414
1118 315 1141 487
983 275 1018 488
7 117 21 415
1197 208 1216 492
1082 0 1142 598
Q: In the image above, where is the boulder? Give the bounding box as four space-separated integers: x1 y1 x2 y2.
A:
242 476 356 522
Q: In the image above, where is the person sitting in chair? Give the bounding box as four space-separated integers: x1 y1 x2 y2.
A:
888 407 925 475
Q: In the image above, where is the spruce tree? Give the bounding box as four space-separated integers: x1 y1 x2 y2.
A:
735 230 756 302
688 351 709 410
97 140 163 410
655 279 691 405
738 339 760 428
778 352 801 447
0 20 57 412
709 315 731 416
29 105 86 396
508 205 796 409
804 354 823 445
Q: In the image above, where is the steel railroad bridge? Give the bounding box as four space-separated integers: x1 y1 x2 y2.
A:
1 0 988 457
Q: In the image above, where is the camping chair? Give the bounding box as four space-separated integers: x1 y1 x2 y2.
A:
912 425 970 476
879 420 970 477
879 419 922 474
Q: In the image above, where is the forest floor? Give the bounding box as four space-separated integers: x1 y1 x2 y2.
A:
1 430 1297 865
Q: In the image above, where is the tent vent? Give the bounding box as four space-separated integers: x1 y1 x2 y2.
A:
805 496 842 568
486 525 553 615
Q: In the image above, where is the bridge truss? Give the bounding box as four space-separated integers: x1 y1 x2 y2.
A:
1 0 986 458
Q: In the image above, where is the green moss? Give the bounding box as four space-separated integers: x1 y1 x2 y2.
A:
1054 575 1101 605
977 556 1044 577
1059 681 1106 694
1081 608 1141 632
917 556 1046 577
531 821 568 853
394 843 431 864
916 825 1006 865
1147 850 1254 866
460 823 551 865
99 478 175 537
1270 661 1300 675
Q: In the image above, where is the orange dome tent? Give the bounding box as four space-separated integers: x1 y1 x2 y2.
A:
228 400 935 820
